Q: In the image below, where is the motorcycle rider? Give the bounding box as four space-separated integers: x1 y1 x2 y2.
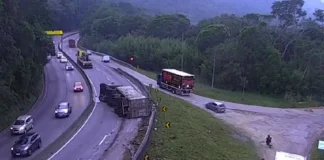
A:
266 135 272 146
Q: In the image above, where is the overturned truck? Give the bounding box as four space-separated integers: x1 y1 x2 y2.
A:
99 83 152 118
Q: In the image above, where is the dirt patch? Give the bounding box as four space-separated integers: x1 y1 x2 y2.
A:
214 109 324 160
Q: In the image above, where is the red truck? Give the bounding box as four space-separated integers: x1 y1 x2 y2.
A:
68 39 76 48
157 69 195 95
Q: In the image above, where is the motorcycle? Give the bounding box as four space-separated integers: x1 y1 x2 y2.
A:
266 141 272 148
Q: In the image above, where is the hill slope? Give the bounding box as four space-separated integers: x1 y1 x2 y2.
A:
115 0 324 23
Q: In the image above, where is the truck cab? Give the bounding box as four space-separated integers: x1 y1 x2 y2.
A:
99 83 122 106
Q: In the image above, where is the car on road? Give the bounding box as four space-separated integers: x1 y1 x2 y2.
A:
55 102 72 118
65 63 74 71
86 50 92 55
57 52 63 59
102 55 110 63
10 115 34 135
11 132 42 157
205 101 226 113
60 56 68 63
73 81 83 92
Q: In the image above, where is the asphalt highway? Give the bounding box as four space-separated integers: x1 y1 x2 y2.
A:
48 34 134 160
0 36 90 160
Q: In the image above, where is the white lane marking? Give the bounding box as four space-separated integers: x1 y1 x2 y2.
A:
47 102 98 160
99 135 108 146
106 77 110 81
47 71 99 159
96 68 100 71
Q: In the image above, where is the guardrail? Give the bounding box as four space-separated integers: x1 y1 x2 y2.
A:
62 31 79 39
31 42 95 160
77 37 156 160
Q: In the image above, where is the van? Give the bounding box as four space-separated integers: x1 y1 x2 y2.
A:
102 55 110 63
86 50 92 55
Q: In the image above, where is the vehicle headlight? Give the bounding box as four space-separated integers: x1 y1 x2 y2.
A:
10 127 13 130
11 147 13 151
19 126 24 130
55 110 58 113
23 146 29 150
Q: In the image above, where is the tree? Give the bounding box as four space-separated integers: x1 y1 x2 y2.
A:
0 0 55 130
271 0 306 28
195 24 229 51
118 15 149 36
314 9 324 25
78 1 324 104
147 14 190 38
91 16 120 40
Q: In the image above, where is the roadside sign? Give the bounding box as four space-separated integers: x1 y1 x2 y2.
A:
275 151 306 160
318 140 324 150
45 30 63 35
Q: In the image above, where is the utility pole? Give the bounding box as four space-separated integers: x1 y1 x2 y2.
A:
181 33 184 71
211 52 216 88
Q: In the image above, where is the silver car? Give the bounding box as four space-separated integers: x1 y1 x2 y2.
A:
10 115 34 135
55 102 72 118
205 102 226 113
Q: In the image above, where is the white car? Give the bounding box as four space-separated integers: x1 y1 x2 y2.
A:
102 55 110 62
57 52 63 59
65 63 74 71
60 56 68 63
10 115 34 135
86 50 92 55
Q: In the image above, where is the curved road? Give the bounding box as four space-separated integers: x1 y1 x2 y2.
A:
0 36 90 160
71 33 324 160
48 34 138 160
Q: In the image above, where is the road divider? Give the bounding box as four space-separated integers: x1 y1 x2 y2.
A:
77 35 157 160
31 43 95 160
61 31 79 39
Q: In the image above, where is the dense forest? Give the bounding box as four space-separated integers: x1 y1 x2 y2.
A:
115 0 324 23
0 0 55 130
79 0 324 102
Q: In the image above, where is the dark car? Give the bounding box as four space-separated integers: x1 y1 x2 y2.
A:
11 132 42 157
55 102 72 118
205 102 226 113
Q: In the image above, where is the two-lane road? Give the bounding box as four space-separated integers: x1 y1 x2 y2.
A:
48 35 135 160
0 36 90 160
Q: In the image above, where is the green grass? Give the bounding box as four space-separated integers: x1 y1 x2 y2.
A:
311 137 324 160
0 77 44 132
148 89 259 160
137 68 321 108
